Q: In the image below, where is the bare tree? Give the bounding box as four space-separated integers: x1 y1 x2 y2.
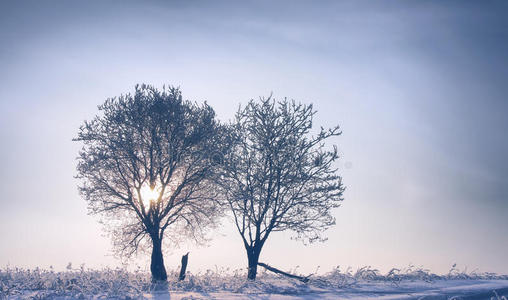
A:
219 97 345 280
74 84 228 282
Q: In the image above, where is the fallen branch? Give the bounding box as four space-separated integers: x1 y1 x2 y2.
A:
258 262 311 283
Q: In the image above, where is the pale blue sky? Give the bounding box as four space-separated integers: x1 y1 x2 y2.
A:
1 0 507 274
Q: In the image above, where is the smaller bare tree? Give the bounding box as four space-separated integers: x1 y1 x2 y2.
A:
219 97 345 280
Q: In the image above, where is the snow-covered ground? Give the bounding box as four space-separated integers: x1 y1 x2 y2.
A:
9 280 508 299
2 266 507 299
145 281 508 299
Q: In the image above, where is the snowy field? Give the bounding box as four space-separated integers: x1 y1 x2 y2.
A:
1 265 507 299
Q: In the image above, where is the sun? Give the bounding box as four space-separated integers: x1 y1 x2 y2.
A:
139 183 160 209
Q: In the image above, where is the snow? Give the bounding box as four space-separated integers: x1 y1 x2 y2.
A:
136 281 508 299
19 281 507 299
2 266 507 299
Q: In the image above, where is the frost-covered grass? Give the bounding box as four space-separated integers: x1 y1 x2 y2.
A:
314 263 508 288
1 264 507 299
0 265 149 299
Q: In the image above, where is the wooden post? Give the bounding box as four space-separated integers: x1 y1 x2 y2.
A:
178 252 189 281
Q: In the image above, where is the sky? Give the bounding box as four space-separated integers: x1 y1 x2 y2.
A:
1 0 507 275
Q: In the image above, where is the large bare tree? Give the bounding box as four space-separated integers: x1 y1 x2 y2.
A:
75 84 228 281
219 97 345 280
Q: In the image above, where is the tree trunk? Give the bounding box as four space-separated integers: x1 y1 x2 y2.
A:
150 237 167 281
246 246 262 280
